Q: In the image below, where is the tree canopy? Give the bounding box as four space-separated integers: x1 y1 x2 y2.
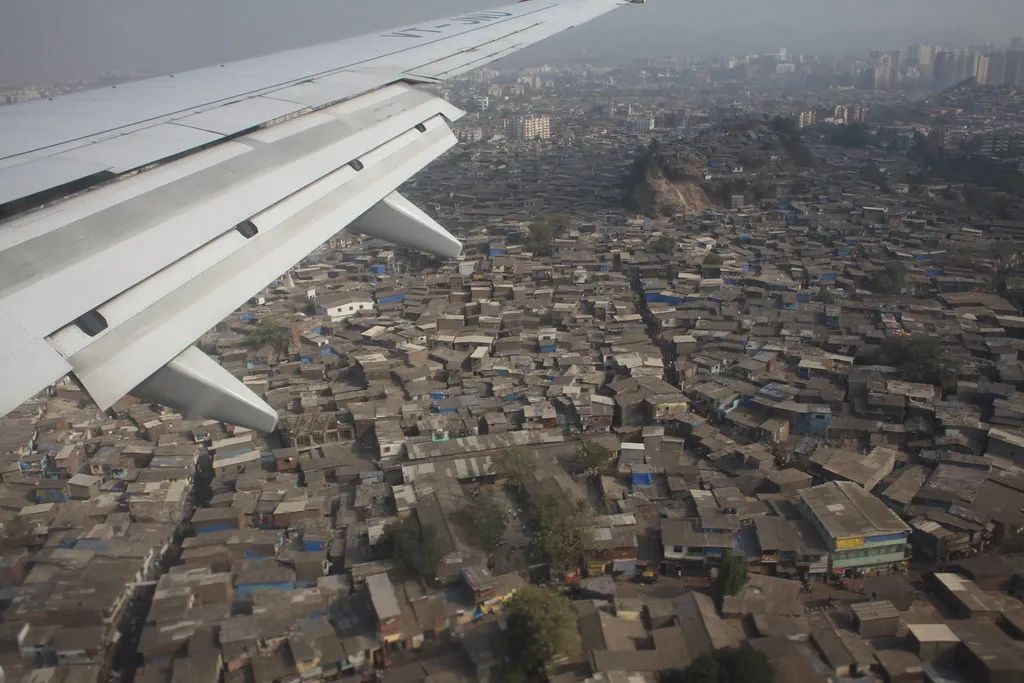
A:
651 235 677 254
859 162 889 190
492 448 539 490
855 335 950 387
714 550 748 601
525 214 571 255
868 263 906 295
244 320 291 355
529 489 591 573
457 496 507 553
703 251 724 267
828 123 870 148
663 647 775 683
575 439 613 477
383 517 441 581
504 586 577 673
771 116 814 168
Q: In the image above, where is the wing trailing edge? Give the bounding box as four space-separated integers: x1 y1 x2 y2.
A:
0 1 647 429
133 346 279 433
0 85 464 428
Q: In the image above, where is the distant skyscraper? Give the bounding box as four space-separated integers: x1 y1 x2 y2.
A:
934 50 973 87
798 110 817 128
988 50 1024 86
888 50 904 74
988 51 1007 84
973 53 990 84
916 43 935 67
874 65 893 90
1010 51 1024 86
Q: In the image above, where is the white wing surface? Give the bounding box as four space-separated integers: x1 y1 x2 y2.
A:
0 1 644 429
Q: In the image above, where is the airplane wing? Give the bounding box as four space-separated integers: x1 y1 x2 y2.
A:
0 0 645 431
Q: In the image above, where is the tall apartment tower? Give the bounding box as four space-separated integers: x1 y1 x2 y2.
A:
514 115 552 140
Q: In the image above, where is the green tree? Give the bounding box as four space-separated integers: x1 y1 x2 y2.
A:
855 335 950 387
771 116 814 168
383 517 441 581
504 586 577 672
770 116 798 137
664 648 774 683
828 123 870 148
859 162 889 190
576 439 613 476
244 320 291 355
529 489 591 573
714 550 748 601
492 448 539 490
868 263 906 294
458 496 507 553
651 235 677 253
703 252 724 267
736 148 763 170
819 287 839 305
525 214 571 255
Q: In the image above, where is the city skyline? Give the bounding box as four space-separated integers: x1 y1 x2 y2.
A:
2 0 1024 86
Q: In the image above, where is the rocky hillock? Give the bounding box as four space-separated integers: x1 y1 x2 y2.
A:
623 142 711 218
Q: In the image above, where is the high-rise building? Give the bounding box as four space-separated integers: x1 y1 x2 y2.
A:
469 95 490 112
798 110 817 128
888 50 905 74
916 43 935 67
874 65 893 90
513 115 551 140
989 51 1005 84
986 50 1024 86
1008 51 1024 86
973 53 990 84
933 50 975 87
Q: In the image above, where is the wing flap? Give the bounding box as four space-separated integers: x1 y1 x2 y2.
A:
349 191 462 258
132 346 279 433
47 106 459 411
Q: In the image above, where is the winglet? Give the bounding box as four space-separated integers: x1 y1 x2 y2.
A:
349 192 462 258
131 346 278 432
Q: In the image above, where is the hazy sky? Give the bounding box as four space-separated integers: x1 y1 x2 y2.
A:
1 0 1023 86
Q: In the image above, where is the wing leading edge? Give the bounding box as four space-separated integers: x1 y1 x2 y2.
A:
0 0 645 429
